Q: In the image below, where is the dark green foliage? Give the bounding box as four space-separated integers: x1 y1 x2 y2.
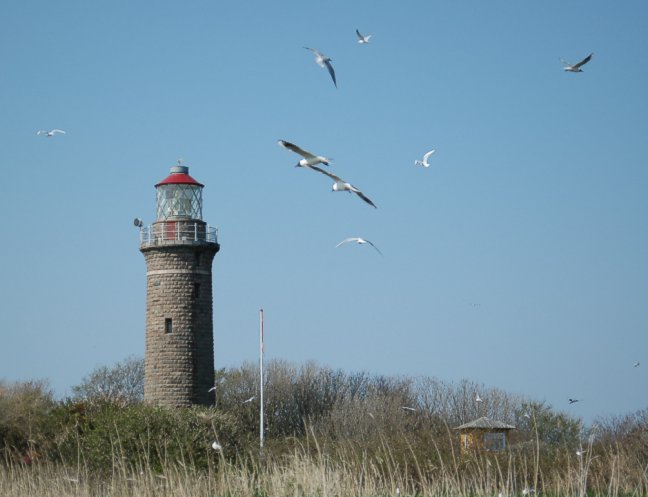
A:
51 402 242 473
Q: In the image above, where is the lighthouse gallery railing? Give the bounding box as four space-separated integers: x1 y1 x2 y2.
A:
140 222 218 247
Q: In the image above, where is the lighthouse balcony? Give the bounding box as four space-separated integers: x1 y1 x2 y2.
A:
140 221 218 247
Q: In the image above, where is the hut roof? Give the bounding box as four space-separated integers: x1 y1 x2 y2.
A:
455 416 516 430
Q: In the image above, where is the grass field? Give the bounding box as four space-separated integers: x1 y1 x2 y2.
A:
2 436 647 497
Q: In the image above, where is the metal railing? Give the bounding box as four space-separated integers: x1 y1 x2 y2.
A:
140 222 218 247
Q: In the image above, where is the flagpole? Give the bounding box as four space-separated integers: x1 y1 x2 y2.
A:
259 308 264 450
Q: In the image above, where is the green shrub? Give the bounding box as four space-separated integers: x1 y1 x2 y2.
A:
51 402 244 473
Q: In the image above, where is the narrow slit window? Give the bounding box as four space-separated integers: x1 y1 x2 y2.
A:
194 251 201 266
164 318 173 334
193 283 201 299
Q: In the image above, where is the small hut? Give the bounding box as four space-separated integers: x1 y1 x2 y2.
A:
455 416 515 453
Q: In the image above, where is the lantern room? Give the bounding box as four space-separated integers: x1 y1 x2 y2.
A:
155 164 204 221
140 163 218 249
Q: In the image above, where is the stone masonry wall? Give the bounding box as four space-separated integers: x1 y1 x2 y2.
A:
141 241 219 407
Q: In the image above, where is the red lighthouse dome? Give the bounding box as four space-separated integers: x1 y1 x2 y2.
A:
155 165 204 188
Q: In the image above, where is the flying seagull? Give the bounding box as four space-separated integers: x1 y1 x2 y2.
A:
37 129 66 137
211 441 222 451
400 406 416 412
634 362 640 368
308 165 377 208
475 393 483 403
414 149 436 168
576 448 587 457
336 237 382 255
278 140 332 167
208 386 217 392
568 398 581 404
561 53 593 72
356 29 372 44
242 396 255 404
304 47 337 87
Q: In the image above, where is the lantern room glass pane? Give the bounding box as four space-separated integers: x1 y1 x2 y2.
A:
156 184 203 220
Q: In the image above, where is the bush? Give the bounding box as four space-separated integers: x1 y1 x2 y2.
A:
53 402 243 473
0 379 56 462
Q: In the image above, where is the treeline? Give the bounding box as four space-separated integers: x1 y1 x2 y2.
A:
1 357 647 494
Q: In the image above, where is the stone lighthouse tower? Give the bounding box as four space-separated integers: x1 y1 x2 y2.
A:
139 163 220 407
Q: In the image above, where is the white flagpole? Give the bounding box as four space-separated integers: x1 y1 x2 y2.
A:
259 308 264 450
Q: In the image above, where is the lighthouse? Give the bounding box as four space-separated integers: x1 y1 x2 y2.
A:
139 163 220 407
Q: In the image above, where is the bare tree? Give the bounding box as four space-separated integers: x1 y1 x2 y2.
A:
72 356 144 406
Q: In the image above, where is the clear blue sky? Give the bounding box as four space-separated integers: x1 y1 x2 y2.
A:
1 0 646 424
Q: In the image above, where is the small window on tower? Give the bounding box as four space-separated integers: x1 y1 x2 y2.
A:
164 318 173 334
194 251 201 266
193 283 201 299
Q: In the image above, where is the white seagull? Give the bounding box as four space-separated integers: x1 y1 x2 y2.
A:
400 406 416 412
37 129 66 137
475 393 483 403
356 29 372 44
304 47 337 87
211 441 222 451
242 396 255 404
308 165 377 208
633 361 640 368
414 149 436 168
278 140 332 167
336 237 382 255
561 53 593 72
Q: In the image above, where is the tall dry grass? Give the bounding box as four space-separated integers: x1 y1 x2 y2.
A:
2 429 647 497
